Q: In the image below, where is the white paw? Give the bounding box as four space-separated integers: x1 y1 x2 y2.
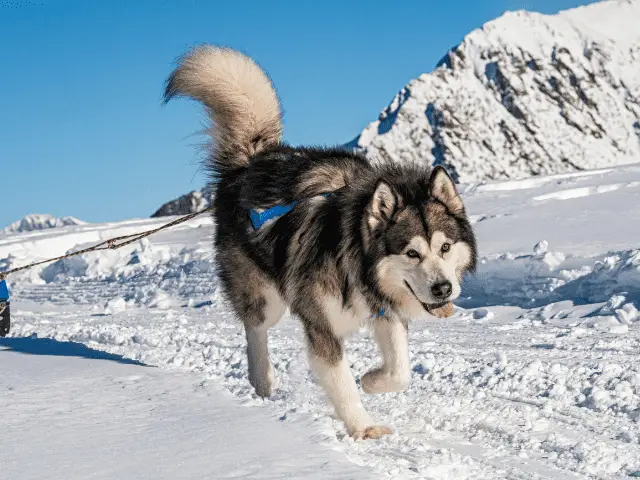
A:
361 368 410 394
351 425 393 440
249 363 276 398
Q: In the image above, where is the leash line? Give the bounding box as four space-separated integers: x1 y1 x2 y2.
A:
0 207 213 281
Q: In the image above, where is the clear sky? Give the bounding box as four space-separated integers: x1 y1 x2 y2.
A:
0 0 600 227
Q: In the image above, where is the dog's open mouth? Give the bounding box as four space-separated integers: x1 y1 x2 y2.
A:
404 281 447 313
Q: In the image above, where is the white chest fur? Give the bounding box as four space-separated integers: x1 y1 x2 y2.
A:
321 293 374 338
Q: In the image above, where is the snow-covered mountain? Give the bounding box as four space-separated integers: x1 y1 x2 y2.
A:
2 214 85 235
151 189 210 218
352 0 640 182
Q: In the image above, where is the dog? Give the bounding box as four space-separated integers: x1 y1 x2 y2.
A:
164 46 477 440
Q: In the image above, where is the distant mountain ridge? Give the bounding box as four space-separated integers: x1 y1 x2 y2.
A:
2 214 86 235
151 189 210 218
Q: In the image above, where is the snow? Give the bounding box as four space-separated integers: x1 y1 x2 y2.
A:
2 162 640 478
352 0 640 183
0 339 370 480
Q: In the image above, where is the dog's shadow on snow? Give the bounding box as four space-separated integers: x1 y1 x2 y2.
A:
0 337 148 366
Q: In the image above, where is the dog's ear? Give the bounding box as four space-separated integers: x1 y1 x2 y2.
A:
430 166 464 214
367 180 397 230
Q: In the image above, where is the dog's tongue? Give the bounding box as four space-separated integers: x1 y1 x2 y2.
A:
426 302 454 318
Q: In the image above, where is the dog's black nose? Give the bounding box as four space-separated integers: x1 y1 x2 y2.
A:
431 281 452 299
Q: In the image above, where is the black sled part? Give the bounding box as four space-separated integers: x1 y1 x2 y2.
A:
0 302 9 337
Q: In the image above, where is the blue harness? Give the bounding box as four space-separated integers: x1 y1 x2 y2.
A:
249 202 300 230
249 193 331 230
0 280 8 301
248 195 386 318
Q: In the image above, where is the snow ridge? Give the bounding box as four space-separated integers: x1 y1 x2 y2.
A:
353 0 640 182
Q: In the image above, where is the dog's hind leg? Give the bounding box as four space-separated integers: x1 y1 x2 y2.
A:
361 316 411 394
244 283 286 398
218 247 286 398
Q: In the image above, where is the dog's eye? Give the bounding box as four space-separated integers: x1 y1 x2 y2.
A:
441 243 451 253
406 249 421 259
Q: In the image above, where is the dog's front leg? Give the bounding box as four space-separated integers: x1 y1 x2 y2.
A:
361 316 411 394
305 323 392 440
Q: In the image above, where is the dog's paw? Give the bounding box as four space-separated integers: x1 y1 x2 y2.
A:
249 365 276 398
361 368 410 394
252 382 273 398
352 425 393 440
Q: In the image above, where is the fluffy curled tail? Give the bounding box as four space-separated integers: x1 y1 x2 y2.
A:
164 45 283 175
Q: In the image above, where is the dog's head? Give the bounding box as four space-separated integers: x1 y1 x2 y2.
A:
364 166 477 318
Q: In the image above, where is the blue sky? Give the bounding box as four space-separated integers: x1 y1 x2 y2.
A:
0 0 599 227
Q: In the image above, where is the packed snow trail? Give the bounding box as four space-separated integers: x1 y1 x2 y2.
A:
0 341 371 480
2 164 640 479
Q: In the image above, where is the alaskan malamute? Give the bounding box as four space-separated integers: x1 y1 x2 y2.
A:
165 46 477 439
